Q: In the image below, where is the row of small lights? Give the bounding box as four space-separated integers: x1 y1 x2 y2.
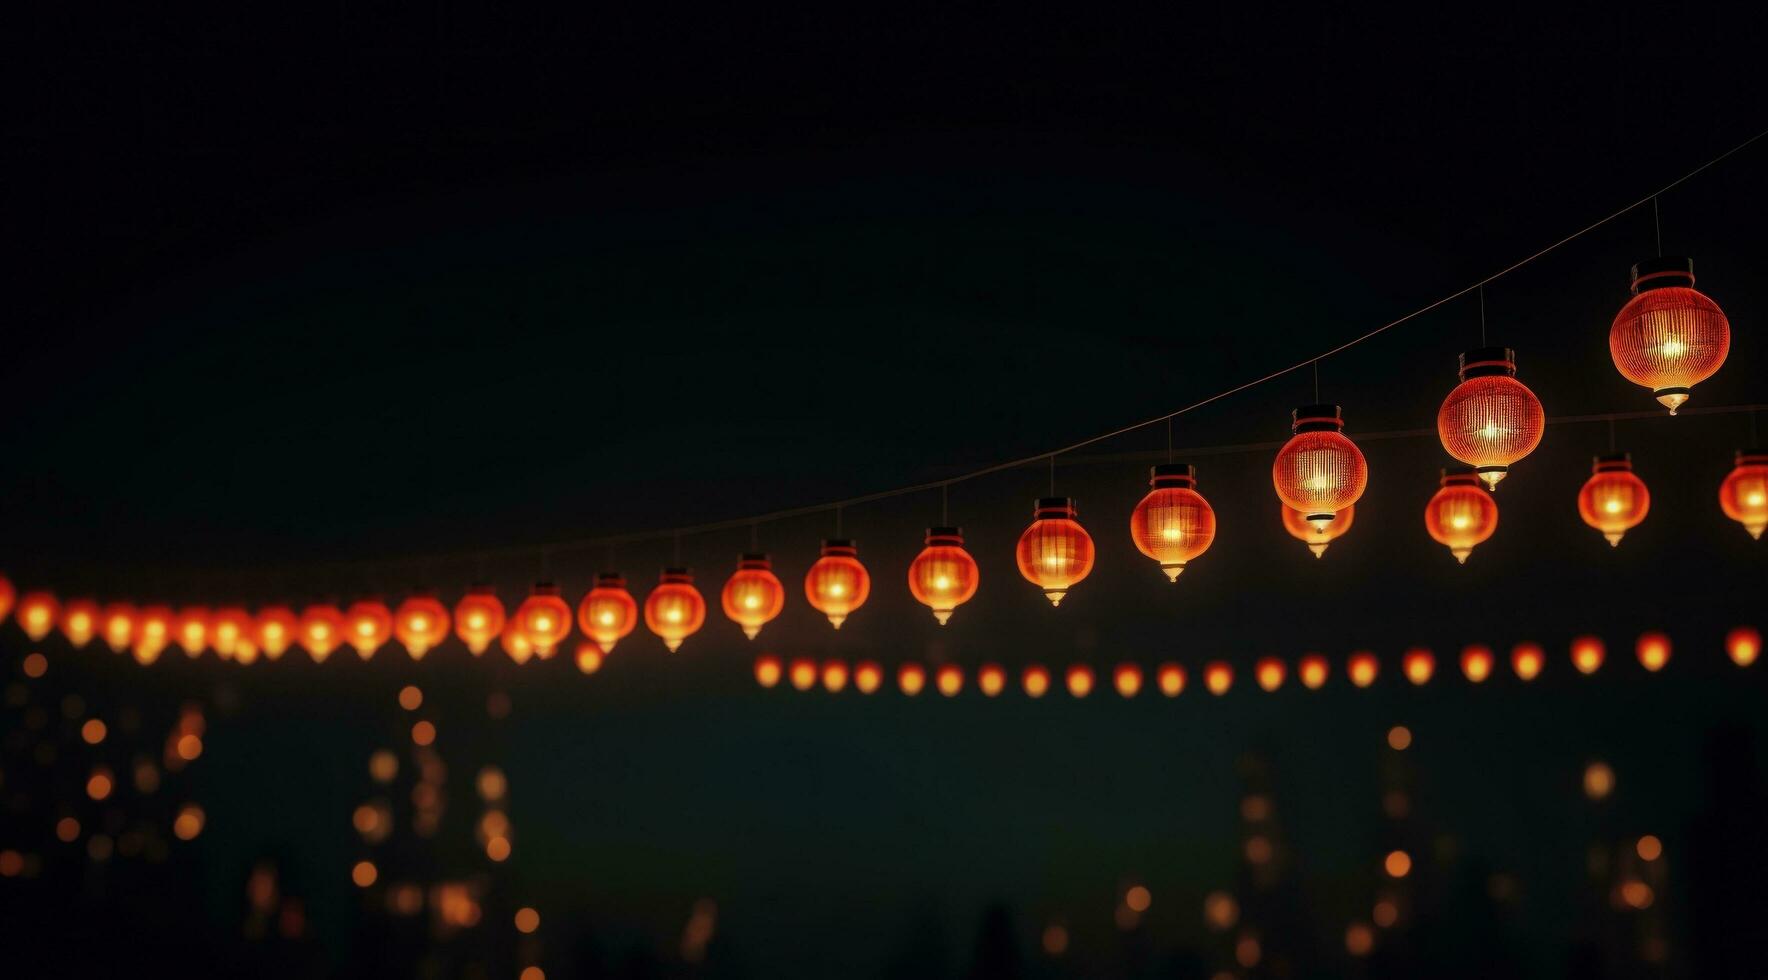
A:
750 628 1762 696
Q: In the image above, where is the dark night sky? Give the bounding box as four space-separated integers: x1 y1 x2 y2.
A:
4 4 1768 977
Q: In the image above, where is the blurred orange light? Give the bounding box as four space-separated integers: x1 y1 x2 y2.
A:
393 593 451 660
1204 661 1233 696
100 603 136 653
18 591 60 642
788 658 817 691
1571 635 1605 674
81 718 106 744
1728 626 1761 667
1387 725 1412 751
821 660 849 693
1022 665 1050 698
1584 761 1615 800
297 605 343 662
1384 850 1412 878
1114 663 1143 698
936 664 964 697
411 721 436 746
1125 885 1152 912
1636 834 1663 861
352 861 378 888
1297 654 1329 690
898 663 926 696
721 554 785 640
1156 662 1186 696
1065 664 1094 698
853 661 882 694
455 587 507 655
644 569 706 653
977 663 1006 697
515 907 540 933
1460 644 1493 683
513 584 572 657
1510 642 1544 681
87 767 114 801
1345 923 1374 956
574 644 604 674
1347 651 1379 688
1255 657 1285 692
754 654 782 688
344 599 393 660
60 597 100 648
173 804 205 841
1635 631 1671 672
1402 648 1434 685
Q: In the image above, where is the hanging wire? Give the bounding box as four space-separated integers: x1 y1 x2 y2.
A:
1653 196 1663 257
1048 455 1057 496
1608 416 1617 452
1312 359 1321 402
1478 286 1487 346
940 483 949 526
1166 416 1174 464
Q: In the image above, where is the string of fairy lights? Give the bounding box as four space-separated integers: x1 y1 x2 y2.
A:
1 133 1765 672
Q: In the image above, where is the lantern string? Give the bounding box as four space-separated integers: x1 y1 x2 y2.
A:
1312 360 1320 402
1653 196 1662 257
1049 455 1056 497
1608 416 1617 452
940 483 949 526
1478 286 1486 347
749 522 759 552
1166 417 1174 464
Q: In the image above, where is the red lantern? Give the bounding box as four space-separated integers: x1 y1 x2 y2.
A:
1636 631 1671 672
514 584 572 657
805 540 870 629
500 616 535 665
1129 464 1216 581
822 660 850 693
754 653 783 688
644 568 705 653
1425 467 1499 564
255 606 298 660
1114 663 1144 698
854 661 883 694
579 574 638 655
978 663 1007 697
297 604 343 663
1273 405 1368 530
1437 347 1544 489
1255 657 1286 692
1283 504 1354 558
1204 661 1234 696
1065 664 1095 698
1298 653 1330 690
1402 648 1435 685
1460 644 1494 683
788 658 818 690
135 605 174 664
1720 449 1768 540
1570 635 1605 675
210 606 252 658
908 527 979 625
935 664 964 697
454 587 506 656
722 554 785 640
173 605 209 657
1511 642 1544 681
100 602 136 654
17 590 59 642
343 599 393 660
1726 626 1761 667
898 662 927 696
575 644 604 675
1610 257 1729 414
1016 498 1095 607
1156 663 1186 697
1022 665 1051 698
1578 453 1650 547
60 598 99 648
393 593 451 660
0 574 13 624
1346 651 1379 688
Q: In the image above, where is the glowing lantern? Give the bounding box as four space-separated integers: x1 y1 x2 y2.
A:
1460 644 1494 683
100 603 136 653
1114 663 1143 698
233 637 260 665
0 574 12 624
978 663 1006 697
721 554 785 640
898 663 926 696
454 587 506 656
1609 257 1729 414
1402 648 1435 686
908 527 979 625
1255 657 1286 692
575 644 604 674
854 661 883 694
255 606 297 660
172 606 210 657
1437 347 1545 489
1016 498 1095 606
1635 631 1671 672
1578 454 1650 547
579 574 638 655
1156 662 1186 696
297 604 343 662
513 584 571 657
1726 626 1760 667
135 605 173 663
17 591 59 641
1347 651 1379 688
644 569 705 653
1022 665 1051 698
789 658 819 690
499 617 534 665
60 598 99 648
1130 464 1216 581
344 599 393 660
1283 504 1354 559
822 660 850 693
1273 405 1368 531
805 540 871 629
1065 664 1095 698
754 653 783 688
936 664 964 697
393 593 450 659
1511 642 1544 681
210 606 251 658
1298 654 1329 690
1204 661 1234 696
1425 468 1499 564
1570 635 1605 675
1719 449 1768 540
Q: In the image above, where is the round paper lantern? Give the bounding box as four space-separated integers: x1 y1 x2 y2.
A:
1255 657 1286 692
1065 664 1095 698
978 663 1007 697
1114 663 1144 698
754 653 783 688
935 664 964 697
898 662 926 696
1402 648 1435 685
1016 498 1095 607
644 569 705 653
788 658 818 690
1570 635 1605 675
1130 464 1217 581
514 584 571 657
1719 449 1768 540
908 527 979 625
100 603 136 653
1635 631 1672 672
499 616 535 665
854 661 883 694
822 660 850 693
1425 467 1499 564
173 606 209 657
1726 626 1760 667
1022 665 1051 698
0 574 14 625
297 604 343 662
805 540 870 629
1511 642 1544 681
1578 453 1650 547
1610 257 1729 414
1273 405 1368 529
393 593 451 660
722 554 785 640
1298 654 1330 690
454 587 506 656
60 598 99 648
210 606 252 658
1437 347 1545 489
17 591 59 641
1283 504 1355 558
579 574 638 655
1346 651 1379 688
1204 661 1234 696
1460 644 1494 683
575 644 604 675
254 606 296 660
134 605 174 663
344 599 393 660
1156 663 1186 697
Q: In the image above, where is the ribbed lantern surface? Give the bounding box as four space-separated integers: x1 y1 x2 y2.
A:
805 540 870 629
1425 468 1498 563
1129 464 1216 581
1578 454 1650 547
722 554 785 640
1437 347 1544 489
1015 498 1095 606
908 527 979 625
1610 258 1729 414
1273 405 1368 528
